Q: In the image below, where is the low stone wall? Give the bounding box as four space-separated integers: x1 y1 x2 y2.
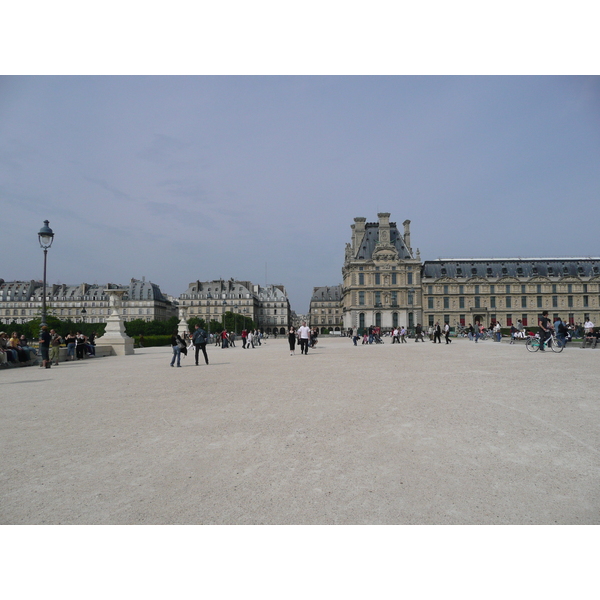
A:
1 345 115 369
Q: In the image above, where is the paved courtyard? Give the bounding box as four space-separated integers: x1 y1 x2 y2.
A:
1 336 599 524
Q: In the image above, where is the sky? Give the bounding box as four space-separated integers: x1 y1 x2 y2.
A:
1 75 600 313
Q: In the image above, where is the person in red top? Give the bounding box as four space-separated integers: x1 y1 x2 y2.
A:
241 329 247 349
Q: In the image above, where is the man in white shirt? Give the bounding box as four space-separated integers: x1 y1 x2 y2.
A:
298 321 311 355
584 319 594 334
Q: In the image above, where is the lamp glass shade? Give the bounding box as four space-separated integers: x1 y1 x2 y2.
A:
38 221 54 248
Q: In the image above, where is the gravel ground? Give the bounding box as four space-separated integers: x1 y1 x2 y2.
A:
1 336 599 524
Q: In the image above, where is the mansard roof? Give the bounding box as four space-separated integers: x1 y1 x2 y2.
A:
422 258 600 279
0 278 168 301
355 222 413 260
311 285 342 302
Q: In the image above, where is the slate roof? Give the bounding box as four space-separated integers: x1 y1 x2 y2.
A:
311 285 342 302
422 258 600 279
355 222 413 260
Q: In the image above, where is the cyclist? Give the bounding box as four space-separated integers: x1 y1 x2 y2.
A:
538 310 553 352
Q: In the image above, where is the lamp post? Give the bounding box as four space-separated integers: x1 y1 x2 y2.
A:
81 307 87 324
222 300 227 330
234 304 238 334
37 220 54 328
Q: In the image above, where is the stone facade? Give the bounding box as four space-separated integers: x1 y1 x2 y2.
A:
309 285 343 332
341 213 423 333
0 278 176 325
421 258 600 329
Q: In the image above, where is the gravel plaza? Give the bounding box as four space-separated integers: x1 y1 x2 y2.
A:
1 336 599 525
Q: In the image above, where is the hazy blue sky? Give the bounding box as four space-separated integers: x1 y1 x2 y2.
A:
2 76 599 312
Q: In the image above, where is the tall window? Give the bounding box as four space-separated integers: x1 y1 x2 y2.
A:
568 296 573 307
475 297 480 308
475 285 480 294
375 291 381 306
506 296 511 308
359 313 365 330
459 285 464 294
375 312 381 327
443 285 449 294
506 285 511 294
568 284 573 293
537 296 542 308
407 273 413 284
459 297 465 309
552 296 558 307
584 296 589 307
359 292 365 305
537 285 542 293
391 273 397 285
460 314 465 325
359 273 364 285
506 314 513 326
428 297 434 309
375 273 381 285
391 291 397 306
521 296 527 308
428 285 433 295
444 297 449 309
392 312 398 328
408 312 414 328
490 296 496 308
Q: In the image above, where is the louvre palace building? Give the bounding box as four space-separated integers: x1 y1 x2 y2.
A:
340 212 600 333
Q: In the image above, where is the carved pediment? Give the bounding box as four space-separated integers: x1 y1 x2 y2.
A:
373 244 399 262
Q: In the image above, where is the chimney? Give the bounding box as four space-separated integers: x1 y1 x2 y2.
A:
403 219 412 254
378 212 391 244
352 217 366 251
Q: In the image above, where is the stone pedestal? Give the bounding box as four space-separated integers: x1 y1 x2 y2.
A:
178 307 189 338
95 289 135 356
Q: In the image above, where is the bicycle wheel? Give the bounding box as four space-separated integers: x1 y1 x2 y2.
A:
526 337 539 352
550 336 564 353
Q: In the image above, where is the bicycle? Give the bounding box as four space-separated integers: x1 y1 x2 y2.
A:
526 332 564 353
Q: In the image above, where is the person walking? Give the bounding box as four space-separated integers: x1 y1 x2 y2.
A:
298 321 310 355
415 323 424 342
400 326 407 343
554 315 568 348
192 324 209 365
39 325 52 369
493 321 502 343
246 329 254 349
288 326 297 355
433 322 442 344
49 329 62 365
444 322 452 344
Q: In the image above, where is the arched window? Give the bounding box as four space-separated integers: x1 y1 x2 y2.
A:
392 312 398 328
375 312 381 327
359 312 365 330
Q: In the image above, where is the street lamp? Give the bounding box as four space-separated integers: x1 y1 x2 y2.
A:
234 304 238 334
222 300 227 330
37 220 54 328
81 307 87 323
